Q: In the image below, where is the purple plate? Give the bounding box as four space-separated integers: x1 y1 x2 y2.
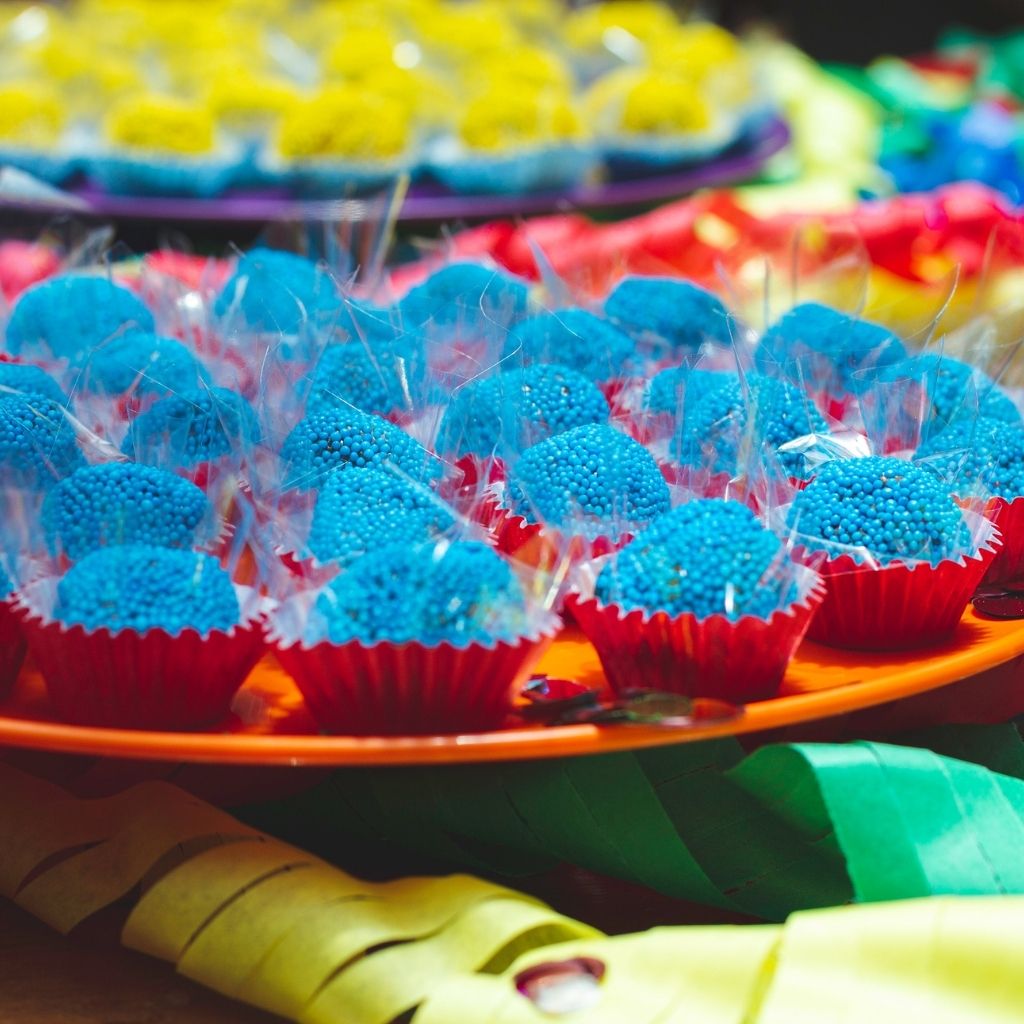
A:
2 116 788 225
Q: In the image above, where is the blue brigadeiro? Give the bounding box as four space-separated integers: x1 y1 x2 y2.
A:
42 463 212 561
123 387 259 469
644 367 734 416
916 416 1024 498
787 455 972 565
511 423 670 540
281 407 439 491
508 309 639 382
438 362 609 457
214 248 341 334
85 332 210 398
307 467 455 565
313 540 527 647
596 499 795 620
397 262 531 329
603 277 732 354
5 275 155 364
0 363 68 406
306 342 407 417
879 353 1020 437
756 302 907 396
673 373 829 479
55 544 240 635
0 394 84 489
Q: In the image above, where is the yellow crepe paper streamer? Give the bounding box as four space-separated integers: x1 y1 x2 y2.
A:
0 763 594 1024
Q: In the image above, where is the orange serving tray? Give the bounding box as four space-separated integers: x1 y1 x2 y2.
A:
0 608 1022 766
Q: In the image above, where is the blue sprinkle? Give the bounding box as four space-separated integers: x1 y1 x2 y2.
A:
508 309 640 382
42 462 212 561
306 342 407 417
313 540 527 646
510 423 670 540
85 331 210 398
0 362 68 406
916 416 1024 499
0 394 84 489
596 499 795 620
787 454 972 565
5 274 155 364
397 262 531 329
56 544 239 636
644 366 733 415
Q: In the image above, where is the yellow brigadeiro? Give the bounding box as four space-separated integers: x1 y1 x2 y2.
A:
0 82 64 145
460 84 583 150
586 68 714 135
106 95 216 155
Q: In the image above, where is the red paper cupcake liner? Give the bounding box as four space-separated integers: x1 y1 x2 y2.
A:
439 454 507 518
568 581 822 703
18 587 267 729
795 520 1000 651
0 598 27 700
275 630 554 735
975 496 1024 584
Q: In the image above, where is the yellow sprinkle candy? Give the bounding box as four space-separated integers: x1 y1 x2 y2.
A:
0 83 64 146
463 47 572 93
276 87 410 161
587 68 713 135
106 95 216 155
323 25 400 80
207 73 301 127
460 86 582 151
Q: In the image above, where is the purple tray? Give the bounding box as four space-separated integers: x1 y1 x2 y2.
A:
4 116 788 225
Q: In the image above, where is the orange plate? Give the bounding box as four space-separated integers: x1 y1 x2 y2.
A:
0 608 1022 766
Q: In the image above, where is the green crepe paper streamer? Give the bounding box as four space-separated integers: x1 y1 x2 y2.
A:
236 725 1024 922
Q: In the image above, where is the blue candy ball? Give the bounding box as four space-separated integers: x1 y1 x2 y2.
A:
306 342 407 417
508 309 639 382
438 362 609 457
644 367 733 416
214 248 341 334
42 463 212 561
673 373 829 479
0 394 84 489
123 387 259 469
281 408 439 491
511 423 670 540
307 467 454 565
313 540 526 646
916 416 1024 499
787 455 971 565
0 362 68 406
84 332 210 398
756 302 906 395
5 275 155 365
398 262 531 329
596 499 794 620
56 545 240 635
604 277 732 353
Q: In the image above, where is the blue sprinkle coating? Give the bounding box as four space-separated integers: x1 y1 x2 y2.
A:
644 367 733 415
42 463 212 561
397 262 531 329
313 540 527 647
123 387 259 469
281 408 439 491
511 423 670 540
673 373 829 479
306 343 407 417
604 277 732 353
85 332 210 398
508 309 640 382
55 545 240 636
596 499 794 620
756 302 907 395
5 275 155 364
438 363 609 457
214 248 341 334
307 467 454 565
878 353 1020 436
787 455 972 565
916 417 1024 499
0 363 68 406
0 394 84 489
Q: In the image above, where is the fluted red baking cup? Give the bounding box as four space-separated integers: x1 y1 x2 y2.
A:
275 628 556 735
794 516 1001 650
0 598 27 700
968 496 1024 584
275 547 341 591
16 582 267 729
439 454 507 517
567 577 823 703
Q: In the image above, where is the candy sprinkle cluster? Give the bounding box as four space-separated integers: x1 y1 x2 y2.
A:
314 540 526 647
510 309 639 383
787 455 973 564
42 463 212 561
0 394 84 489
56 545 240 636
916 417 1024 498
596 499 794 620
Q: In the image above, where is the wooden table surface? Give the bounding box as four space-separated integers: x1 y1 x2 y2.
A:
0 900 281 1024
